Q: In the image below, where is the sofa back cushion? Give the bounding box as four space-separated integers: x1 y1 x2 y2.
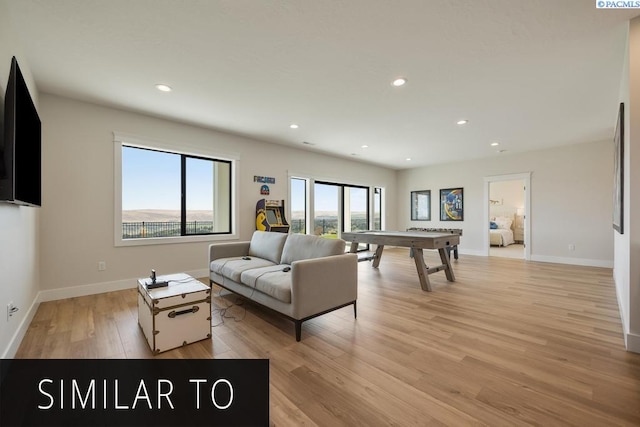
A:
248 231 288 264
281 234 346 264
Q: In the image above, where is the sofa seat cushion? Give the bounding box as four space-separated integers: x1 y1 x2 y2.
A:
210 257 276 282
248 231 288 264
281 234 346 265
240 265 292 303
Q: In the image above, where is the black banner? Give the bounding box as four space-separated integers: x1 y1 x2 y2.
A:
0 359 269 426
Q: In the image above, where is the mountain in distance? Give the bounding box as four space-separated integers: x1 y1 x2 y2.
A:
122 210 365 222
122 210 213 222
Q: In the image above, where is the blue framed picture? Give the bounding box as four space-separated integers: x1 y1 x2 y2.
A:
440 188 463 221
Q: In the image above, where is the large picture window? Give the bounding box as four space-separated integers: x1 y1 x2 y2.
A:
311 181 370 239
289 174 383 250
117 141 233 244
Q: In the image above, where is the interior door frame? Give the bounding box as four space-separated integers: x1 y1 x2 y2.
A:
483 172 531 260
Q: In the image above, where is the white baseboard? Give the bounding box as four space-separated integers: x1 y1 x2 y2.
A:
529 254 613 268
615 278 629 346
37 278 135 303
457 248 486 257
626 331 640 353
2 269 210 358
1 294 40 359
37 268 210 303
612 280 640 354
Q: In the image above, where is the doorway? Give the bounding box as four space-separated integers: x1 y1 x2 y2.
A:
483 173 531 260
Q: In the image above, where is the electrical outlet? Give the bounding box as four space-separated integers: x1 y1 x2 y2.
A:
98 261 106 271
568 244 575 251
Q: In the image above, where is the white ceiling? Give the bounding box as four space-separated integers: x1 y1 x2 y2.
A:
4 0 639 169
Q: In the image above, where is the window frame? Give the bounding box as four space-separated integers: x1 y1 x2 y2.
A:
289 177 308 234
114 133 239 247
373 186 384 230
313 180 370 237
288 171 384 248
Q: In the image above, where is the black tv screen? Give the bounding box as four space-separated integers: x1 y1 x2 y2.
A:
0 56 41 207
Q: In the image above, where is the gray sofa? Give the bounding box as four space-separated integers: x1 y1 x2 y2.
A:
209 231 358 341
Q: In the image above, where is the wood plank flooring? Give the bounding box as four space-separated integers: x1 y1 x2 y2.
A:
16 249 640 426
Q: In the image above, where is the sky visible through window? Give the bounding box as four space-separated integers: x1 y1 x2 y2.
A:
122 146 213 211
290 180 367 212
123 146 367 215
186 157 214 211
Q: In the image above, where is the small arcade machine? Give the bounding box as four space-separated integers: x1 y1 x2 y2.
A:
256 199 290 233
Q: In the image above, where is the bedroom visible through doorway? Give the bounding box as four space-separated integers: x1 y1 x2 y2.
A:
488 179 526 259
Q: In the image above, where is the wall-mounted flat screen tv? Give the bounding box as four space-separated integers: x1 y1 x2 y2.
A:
0 56 41 207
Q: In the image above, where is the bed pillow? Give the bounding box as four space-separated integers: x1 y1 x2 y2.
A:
494 217 513 230
490 221 498 229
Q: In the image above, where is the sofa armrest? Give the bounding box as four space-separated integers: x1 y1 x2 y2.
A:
290 253 357 319
209 241 251 262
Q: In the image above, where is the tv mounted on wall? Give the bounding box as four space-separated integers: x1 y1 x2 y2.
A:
0 56 41 207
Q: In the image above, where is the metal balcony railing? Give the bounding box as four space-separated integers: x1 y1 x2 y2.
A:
122 221 214 238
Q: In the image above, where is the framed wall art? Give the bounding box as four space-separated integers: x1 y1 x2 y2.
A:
613 102 624 234
411 190 431 221
440 188 463 221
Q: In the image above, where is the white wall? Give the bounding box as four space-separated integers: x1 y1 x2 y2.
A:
399 140 613 266
0 0 41 358
490 180 524 218
614 17 640 353
630 16 640 353
38 94 397 298
490 180 524 208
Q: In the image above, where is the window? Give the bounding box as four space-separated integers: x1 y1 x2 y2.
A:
313 180 369 249
314 182 340 238
115 136 235 245
373 187 383 230
290 178 307 234
289 174 379 248
343 185 368 233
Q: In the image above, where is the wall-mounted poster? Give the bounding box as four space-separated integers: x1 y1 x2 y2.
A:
613 102 624 234
254 175 276 184
440 188 463 221
411 190 431 221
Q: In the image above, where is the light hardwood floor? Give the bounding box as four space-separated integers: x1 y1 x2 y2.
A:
16 249 640 426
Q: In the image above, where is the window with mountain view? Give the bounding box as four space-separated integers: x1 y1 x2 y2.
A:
121 145 231 239
290 177 307 234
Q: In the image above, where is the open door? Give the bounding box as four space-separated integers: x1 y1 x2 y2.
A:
483 173 531 260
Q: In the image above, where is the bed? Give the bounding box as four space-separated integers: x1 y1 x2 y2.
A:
490 216 515 247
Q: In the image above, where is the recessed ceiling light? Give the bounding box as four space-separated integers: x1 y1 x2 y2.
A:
361 145 369 149
406 157 412 161
392 77 407 87
490 142 499 146
290 124 299 129
155 84 172 92
457 119 468 125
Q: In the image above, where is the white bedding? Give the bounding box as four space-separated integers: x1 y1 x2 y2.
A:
490 228 515 246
